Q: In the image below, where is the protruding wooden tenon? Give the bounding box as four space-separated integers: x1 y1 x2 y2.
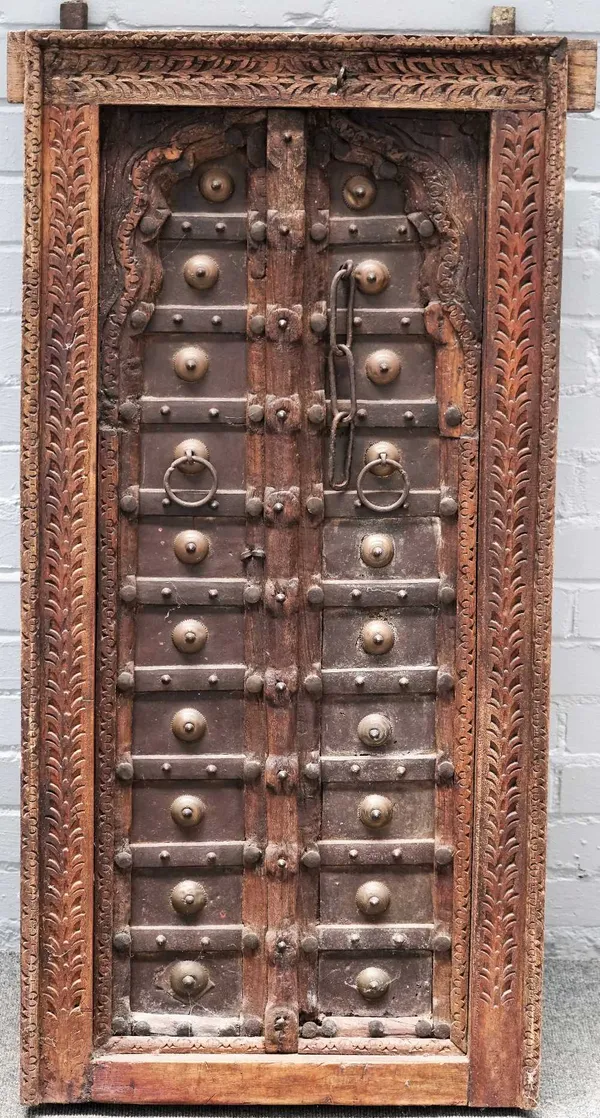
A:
490 6 516 34
60 1 88 28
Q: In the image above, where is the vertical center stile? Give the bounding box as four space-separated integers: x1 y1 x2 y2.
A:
262 110 307 1052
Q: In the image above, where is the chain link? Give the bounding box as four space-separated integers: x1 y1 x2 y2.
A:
327 259 357 490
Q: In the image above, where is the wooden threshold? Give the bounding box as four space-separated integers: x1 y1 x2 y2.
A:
91 1051 469 1106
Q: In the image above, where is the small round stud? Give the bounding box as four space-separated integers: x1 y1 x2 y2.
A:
170 879 208 916
356 966 391 1001
244 584 262 606
355 880 391 918
343 175 377 211
361 619 395 656
169 960 210 999
309 312 328 335
359 793 393 830
170 794 206 828
172 618 208 655
245 672 264 696
360 533 394 568
242 931 260 952
354 259 390 295
116 760 134 783
172 345 209 382
365 348 401 386
173 529 210 565
249 219 267 242
198 166 234 203
183 254 220 291
249 315 265 336
172 438 210 474
445 404 462 427
439 494 458 517
357 712 393 748
364 440 401 478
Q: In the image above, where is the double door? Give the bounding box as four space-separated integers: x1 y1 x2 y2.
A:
99 105 484 1053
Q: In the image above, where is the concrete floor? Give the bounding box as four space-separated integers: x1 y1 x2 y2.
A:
1 953 598 1117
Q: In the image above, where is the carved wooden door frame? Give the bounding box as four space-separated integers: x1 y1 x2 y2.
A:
10 29 596 1110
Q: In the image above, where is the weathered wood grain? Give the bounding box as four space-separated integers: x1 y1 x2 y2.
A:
91 1052 469 1105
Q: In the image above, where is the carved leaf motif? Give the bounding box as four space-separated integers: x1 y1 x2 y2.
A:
39 103 97 1097
42 42 545 109
478 113 544 1010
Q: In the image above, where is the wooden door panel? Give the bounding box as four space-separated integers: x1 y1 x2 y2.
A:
131 867 243 925
131 693 246 754
320 695 436 755
96 103 485 1055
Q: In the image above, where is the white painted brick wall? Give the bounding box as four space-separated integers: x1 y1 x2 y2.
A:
0 2 598 957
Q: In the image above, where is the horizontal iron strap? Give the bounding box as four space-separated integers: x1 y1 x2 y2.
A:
321 667 437 694
335 307 425 334
324 490 442 518
162 213 248 241
141 398 247 424
322 579 440 608
328 216 419 244
139 490 246 516
132 755 246 781
318 925 433 952
320 754 436 783
135 578 246 606
329 400 439 429
130 926 244 954
131 841 245 868
134 665 246 692
150 306 247 333
317 840 435 867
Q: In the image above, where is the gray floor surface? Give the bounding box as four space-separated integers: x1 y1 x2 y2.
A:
0 953 598 1117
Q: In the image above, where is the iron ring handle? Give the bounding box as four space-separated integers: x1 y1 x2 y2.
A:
163 454 218 509
355 455 410 513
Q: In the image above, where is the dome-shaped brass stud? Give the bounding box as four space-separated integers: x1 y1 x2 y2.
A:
173 438 210 474
356 966 391 1001
360 533 395 568
342 175 377 211
170 794 206 828
172 618 208 654
361 619 395 656
354 259 390 295
364 441 401 478
172 345 209 382
355 880 392 918
357 712 393 748
169 960 210 998
183 254 220 291
173 529 210 565
171 707 207 743
359 793 393 830
365 348 401 386
170 879 208 916
198 166 234 203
